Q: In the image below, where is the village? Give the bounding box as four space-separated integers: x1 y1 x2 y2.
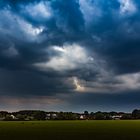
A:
0 109 139 121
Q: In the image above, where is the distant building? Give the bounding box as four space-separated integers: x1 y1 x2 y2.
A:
10 114 17 119
52 113 57 119
112 115 122 120
46 114 51 120
46 113 57 120
80 115 86 120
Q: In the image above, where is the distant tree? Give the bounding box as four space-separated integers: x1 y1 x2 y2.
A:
33 111 46 120
105 114 112 120
121 114 132 120
109 111 118 116
89 112 94 120
0 111 9 118
94 112 105 120
4 115 13 121
132 109 140 119
84 111 89 119
57 112 78 120
84 111 89 115
16 114 25 121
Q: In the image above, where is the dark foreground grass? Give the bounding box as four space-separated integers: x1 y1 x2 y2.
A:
0 120 140 140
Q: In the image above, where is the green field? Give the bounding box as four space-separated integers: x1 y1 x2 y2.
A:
0 120 140 140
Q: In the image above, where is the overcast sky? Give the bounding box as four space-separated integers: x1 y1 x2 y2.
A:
0 0 140 112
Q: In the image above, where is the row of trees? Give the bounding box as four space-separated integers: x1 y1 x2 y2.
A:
0 109 140 121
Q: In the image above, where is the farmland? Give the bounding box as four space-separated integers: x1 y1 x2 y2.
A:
0 120 140 140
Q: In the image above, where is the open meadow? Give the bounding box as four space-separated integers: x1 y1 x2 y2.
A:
0 120 140 140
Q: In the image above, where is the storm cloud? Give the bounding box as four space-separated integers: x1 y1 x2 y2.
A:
0 0 140 111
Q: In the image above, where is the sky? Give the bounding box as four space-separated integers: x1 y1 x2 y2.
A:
0 0 140 112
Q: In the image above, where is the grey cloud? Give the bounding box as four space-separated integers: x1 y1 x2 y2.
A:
0 0 140 111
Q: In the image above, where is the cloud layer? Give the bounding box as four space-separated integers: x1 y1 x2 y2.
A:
0 0 140 111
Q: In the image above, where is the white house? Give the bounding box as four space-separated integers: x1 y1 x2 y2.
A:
10 114 17 119
112 115 122 120
80 115 85 120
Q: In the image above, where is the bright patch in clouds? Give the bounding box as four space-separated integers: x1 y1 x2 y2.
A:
35 44 94 71
22 1 52 21
18 19 44 36
78 72 140 94
0 9 44 42
116 72 140 90
79 0 101 25
119 0 137 15
73 77 85 92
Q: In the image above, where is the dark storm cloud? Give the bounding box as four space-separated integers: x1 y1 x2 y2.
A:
0 69 75 96
61 92 140 112
0 0 140 111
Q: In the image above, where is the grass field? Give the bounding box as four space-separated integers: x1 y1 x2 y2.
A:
0 120 140 140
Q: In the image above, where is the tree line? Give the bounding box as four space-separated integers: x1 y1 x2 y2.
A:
0 109 140 121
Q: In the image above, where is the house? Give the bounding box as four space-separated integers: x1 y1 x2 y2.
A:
51 113 57 119
46 114 51 120
46 113 57 120
112 115 122 120
80 115 86 120
10 114 17 119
